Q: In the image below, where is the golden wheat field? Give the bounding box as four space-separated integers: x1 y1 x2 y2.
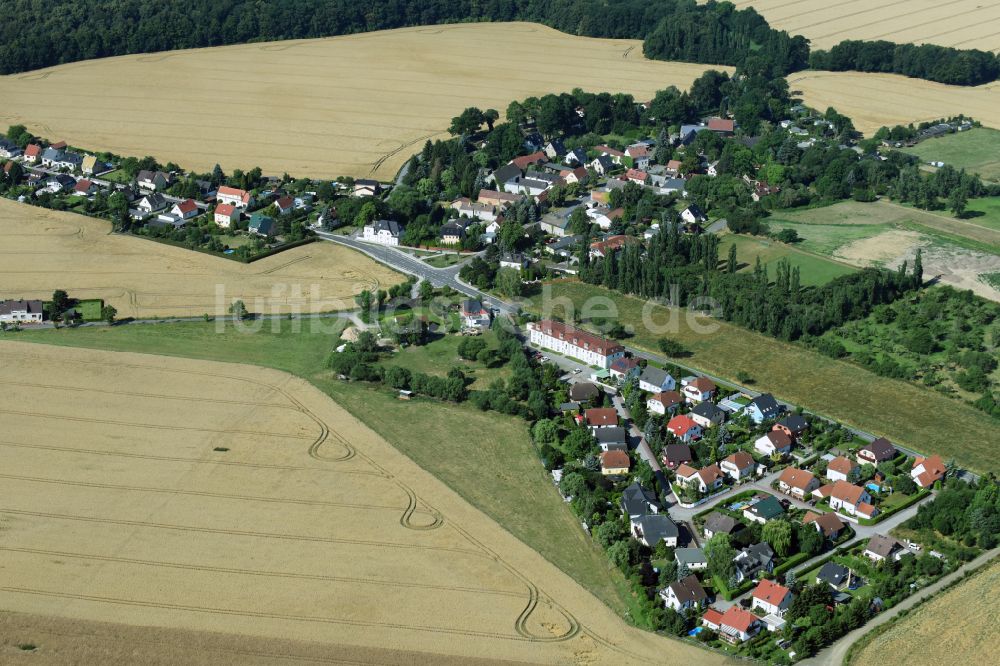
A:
849 559 1000 666
0 23 728 181
0 341 725 665
725 0 1000 51
789 71 1000 135
0 198 402 318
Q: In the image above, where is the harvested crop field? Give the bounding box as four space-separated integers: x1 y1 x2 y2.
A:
0 341 721 665
848 559 1000 666
0 198 402 318
788 71 1000 135
0 23 728 181
725 0 1000 50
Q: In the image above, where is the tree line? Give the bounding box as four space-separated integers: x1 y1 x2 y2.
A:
2 0 996 85
810 40 1000 86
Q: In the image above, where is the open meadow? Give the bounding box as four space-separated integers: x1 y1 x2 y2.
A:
522 281 1000 474
901 127 1000 183
0 339 725 665
724 0 1000 50
0 23 728 181
848 559 1000 666
721 233 857 286
766 200 1000 301
0 198 403 317
788 71 1000 136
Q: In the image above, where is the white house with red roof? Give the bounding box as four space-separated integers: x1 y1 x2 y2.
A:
274 195 294 215
720 451 755 481
676 463 723 493
827 480 872 516
707 117 736 135
751 579 793 616
216 185 254 209
72 179 97 197
171 198 199 220
701 608 724 631
826 456 859 483
23 144 42 163
625 168 648 185
647 390 683 416
214 203 240 228
682 376 716 403
526 320 625 369
666 414 702 443
777 467 820 499
718 607 761 643
755 431 793 457
911 455 946 488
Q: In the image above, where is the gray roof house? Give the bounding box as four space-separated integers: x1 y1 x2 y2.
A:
703 512 741 538
674 547 708 570
816 562 850 589
734 542 775 583
620 482 661 519
630 514 678 548
568 382 600 402
490 163 522 187
638 366 675 393
595 426 628 451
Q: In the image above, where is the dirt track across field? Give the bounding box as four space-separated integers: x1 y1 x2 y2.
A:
0 198 402 318
0 22 728 180
0 341 728 665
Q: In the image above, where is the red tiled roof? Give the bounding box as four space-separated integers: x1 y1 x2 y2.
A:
827 456 857 475
698 464 723 485
50 140 67 150
689 377 716 393
912 455 946 488
215 203 236 216
666 159 682 171
276 195 293 209
668 415 699 437
589 234 640 256
721 607 758 633
803 511 845 537
511 151 546 170
708 118 735 132
765 431 793 449
25 144 41 158
830 480 866 505
752 579 791 606
218 185 248 198
626 145 650 157
779 467 817 491
73 179 93 192
857 502 878 518
625 168 648 182
528 320 624 357
675 463 698 479
725 451 755 470
594 145 625 157
702 608 724 627
601 450 630 470
585 408 618 427
175 198 197 214
651 391 683 408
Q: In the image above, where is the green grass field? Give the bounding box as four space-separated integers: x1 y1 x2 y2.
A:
901 127 1000 183
424 253 467 268
523 281 1000 473
5 321 634 617
767 199 1000 254
723 233 857 286
381 330 510 389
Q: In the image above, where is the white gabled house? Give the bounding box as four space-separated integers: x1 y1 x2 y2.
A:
362 219 404 246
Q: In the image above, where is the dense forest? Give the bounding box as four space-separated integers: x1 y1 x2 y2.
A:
810 40 1000 86
0 0 994 85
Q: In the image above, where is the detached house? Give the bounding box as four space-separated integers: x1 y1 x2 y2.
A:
676 464 723 493
595 427 628 452
0 137 22 159
703 512 741 539
682 377 716 403
352 179 382 197
864 534 909 563
743 496 784 524
137 170 170 191
777 468 820 499
609 356 641 381
273 196 294 215
601 450 631 476
216 185 254 208
620 482 661 519
585 407 618 430
248 213 275 237
362 219 404 246
718 607 761 644
661 443 693 470
0 299 44 324
751 580 793 616
754 431 793 457
23 144 42 163
773 414 808 441
746 393 782 424
857 438 896 466
680 204 707 225
827 480 872 516
733 542 775 583
803 511 846 540
660 574 708 613
638 366 676 394
136 193 167 215
214 203 240 228
647 390 683 416
826 456 859 483
911 455 946 488
171 198 199 220
689 401 726 429
72 179 97 197
630 513 678 547
720 451 755 481
666 414 702 443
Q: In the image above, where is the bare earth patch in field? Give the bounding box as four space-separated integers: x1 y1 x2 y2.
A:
0 23 728 180
724 0 1000 50
788 71 1000 135
0 341 723 666
834 229 925 265
0 198 402 318
849 559 1000 666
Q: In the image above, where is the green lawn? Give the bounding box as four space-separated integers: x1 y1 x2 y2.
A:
424 253 467 268
767 199 1000 254
76 299 104 321
722 233 857 286
98 169 134 184
901 127 1000 183
4 321 633 617
381 331 510 389
524 280 1000 473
